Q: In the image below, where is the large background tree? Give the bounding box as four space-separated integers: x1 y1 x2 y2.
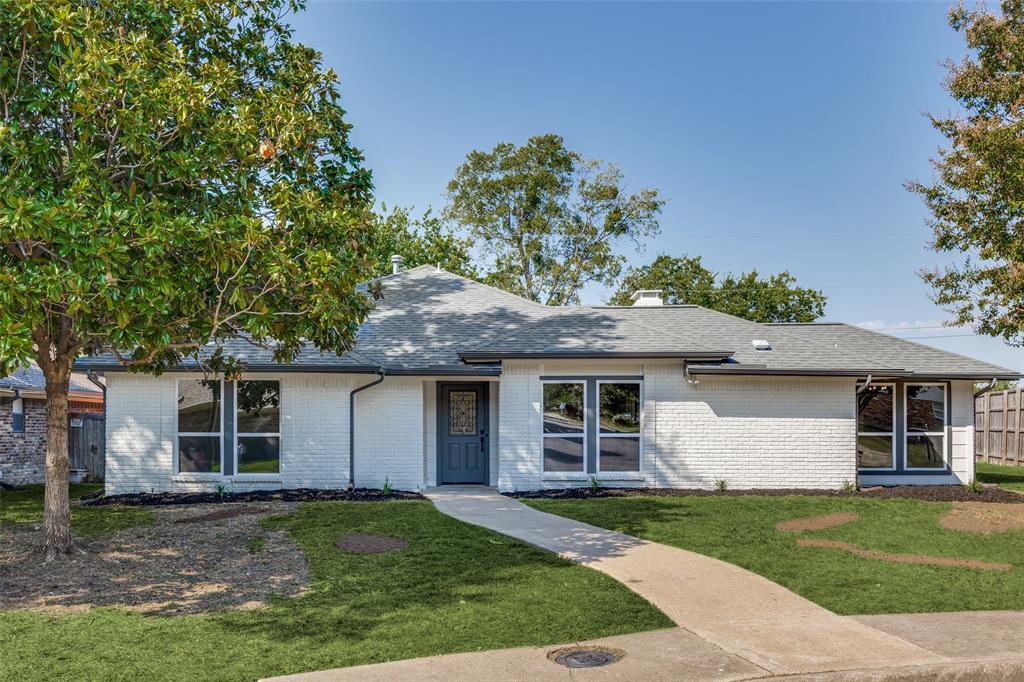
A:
0 0 373 559
909 0 1024 345
367 204 477 279
444 134 664 305
609 254 827 323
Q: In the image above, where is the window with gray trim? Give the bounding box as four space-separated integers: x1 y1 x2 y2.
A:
177 380 222 473
597 382 641 472
236 380 281 474
857 384 895 469
905 384 946 469
11 396 24 433
542 382 585 473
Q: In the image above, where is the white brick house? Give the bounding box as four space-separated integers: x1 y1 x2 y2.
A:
79 266 1019 494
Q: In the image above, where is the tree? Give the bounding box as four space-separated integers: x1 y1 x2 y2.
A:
908 0 1024 345
0 0 373 559
608 254 827 323
367 204 477 279
444 134 663 305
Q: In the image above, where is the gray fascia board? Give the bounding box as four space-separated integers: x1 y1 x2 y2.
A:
904 371 1024 381
459 350 735 363
74 361 385 374
686 366 911 378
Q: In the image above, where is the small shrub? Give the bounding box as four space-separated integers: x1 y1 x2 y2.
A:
841 479 856 494
382 476 393 496
589 476 601 491
215 482 229 501
965 478 985 494
714 478 728 492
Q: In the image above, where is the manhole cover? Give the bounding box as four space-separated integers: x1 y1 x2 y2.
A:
335 533 408 554
549 647 623 668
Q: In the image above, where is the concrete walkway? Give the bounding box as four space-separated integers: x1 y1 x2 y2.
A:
422 486 944 676
265 487 1024 681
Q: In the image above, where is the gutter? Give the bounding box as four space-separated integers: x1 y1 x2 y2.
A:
348 369 386 489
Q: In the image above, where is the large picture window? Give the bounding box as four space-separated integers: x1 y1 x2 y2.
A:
597 382 641 473
857 384 895 469
905 384 947 469
236 380 281 474
177 380 222 473
542 382 585 473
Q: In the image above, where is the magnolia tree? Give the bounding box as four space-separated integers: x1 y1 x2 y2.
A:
0 0 374 559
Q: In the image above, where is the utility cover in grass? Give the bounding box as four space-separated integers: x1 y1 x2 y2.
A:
335 533 408 553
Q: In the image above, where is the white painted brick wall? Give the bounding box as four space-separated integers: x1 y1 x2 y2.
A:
497 360 857 492
352 377 423 491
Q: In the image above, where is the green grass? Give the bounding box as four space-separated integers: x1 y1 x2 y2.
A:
1 501 670 681
0 484 154 537
525 495 1024 615
976 462 1024 492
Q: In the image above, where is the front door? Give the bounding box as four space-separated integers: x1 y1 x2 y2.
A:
438 383 488 484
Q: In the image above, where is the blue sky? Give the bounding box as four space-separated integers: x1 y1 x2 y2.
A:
290 0 1023 373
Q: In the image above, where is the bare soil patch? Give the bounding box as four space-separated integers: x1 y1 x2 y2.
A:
0 502 307 615
939 503 1024 535
335 533 408 554
796 538 1011 571
776 512 860 533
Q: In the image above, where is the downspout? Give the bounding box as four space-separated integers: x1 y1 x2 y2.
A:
86 370 107 415
855 375 873 393
349 369 385 490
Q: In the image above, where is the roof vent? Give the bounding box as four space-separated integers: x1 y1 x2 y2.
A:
630 290 664 307
752 339 772 351
390 254 404 275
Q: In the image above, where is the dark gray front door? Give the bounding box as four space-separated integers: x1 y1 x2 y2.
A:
438 383 488 484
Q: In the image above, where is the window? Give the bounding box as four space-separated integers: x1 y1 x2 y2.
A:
11 397 24 433
177 380 222 473
236 380 281 474
597 382 641 473
857 384 895 469
905 384 947 469
449 391 477 435
542 382 585 473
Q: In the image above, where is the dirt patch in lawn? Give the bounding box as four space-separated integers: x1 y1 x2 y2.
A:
335 533 409 554
939 503 1024 535
0 503 307 615
776 512 860 532
796 538 1011 571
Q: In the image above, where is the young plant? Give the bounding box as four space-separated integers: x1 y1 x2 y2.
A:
965 478 985 494
841 479 856 494
382 476 393 496
589 475 601 491
215 483 229 502
714 478 728 492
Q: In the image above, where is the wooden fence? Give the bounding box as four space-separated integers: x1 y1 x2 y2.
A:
975 388 1022 467
69 412 105 482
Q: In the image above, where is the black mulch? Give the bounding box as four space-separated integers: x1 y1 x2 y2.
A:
507 485 1024 503
84 487 425 507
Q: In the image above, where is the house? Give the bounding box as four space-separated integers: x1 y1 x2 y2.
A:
1 363 104 485
76 264 1020 494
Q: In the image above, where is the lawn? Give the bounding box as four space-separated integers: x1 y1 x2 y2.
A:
976 461 1024 492
524 495 1024 615
1 484 154 537
1 499 670 682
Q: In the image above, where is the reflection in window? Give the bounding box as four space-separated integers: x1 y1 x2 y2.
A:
905 385 946 469
598 383 641 472
857 384 895 469
543 383 585 472
237 380 280 474
178 380 221 473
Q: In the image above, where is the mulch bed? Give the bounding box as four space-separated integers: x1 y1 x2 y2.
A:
85 487 425 507
0 503 308 615
796 538 1012 571
507 485 1024 503
335 533 409 554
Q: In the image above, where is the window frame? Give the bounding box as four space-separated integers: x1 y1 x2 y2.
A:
11 396 24 434
595 380 643 477
540 379 589 480
174 378 224 477
233 378 283 478
856 382 896 472
903 382 948 471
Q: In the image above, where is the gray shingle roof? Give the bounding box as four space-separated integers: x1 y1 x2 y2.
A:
1 363 101 395
75 266 1020 379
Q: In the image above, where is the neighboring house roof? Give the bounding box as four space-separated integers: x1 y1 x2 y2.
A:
75 265 1021 380
0 363 104 401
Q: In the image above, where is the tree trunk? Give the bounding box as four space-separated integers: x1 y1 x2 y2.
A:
39 352 75 560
